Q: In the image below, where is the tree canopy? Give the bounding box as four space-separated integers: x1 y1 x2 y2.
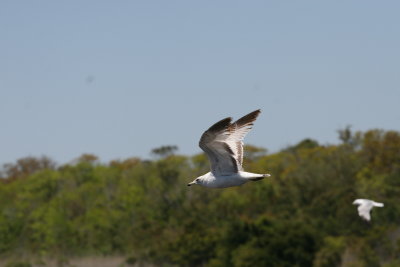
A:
0 129 399 266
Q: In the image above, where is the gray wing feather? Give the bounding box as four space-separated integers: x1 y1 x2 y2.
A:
358 204 372 221
199 110 261 176
199 117 238 175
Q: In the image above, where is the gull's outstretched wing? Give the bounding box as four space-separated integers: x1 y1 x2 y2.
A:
372 201 384 208
357 202 373 221
199 109 261 176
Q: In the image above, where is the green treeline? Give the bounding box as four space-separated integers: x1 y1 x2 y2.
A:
0 129 400 266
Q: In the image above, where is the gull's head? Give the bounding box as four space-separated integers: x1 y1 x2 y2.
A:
187 176 203 187
353 199 363 205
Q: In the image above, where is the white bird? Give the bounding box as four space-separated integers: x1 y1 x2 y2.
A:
352 199 384 221
188 109 270 188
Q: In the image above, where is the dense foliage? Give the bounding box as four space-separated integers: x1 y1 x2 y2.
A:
0 129 399 266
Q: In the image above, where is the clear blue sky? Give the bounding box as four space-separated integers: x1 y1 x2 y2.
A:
1 1 399 165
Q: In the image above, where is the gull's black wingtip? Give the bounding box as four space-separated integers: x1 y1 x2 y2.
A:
234 109 262 127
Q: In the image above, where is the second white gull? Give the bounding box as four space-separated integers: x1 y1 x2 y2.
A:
353 199 384 221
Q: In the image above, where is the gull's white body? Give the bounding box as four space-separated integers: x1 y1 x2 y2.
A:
198 171 271 188
188 109 270 188
353 199 384 221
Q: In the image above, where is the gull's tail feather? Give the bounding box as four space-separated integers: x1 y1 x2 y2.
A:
249 173 271 182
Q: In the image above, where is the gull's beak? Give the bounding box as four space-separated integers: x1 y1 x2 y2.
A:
187 181 196 186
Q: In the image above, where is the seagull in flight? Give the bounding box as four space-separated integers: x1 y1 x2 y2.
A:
353 199 384 221
188 109 271 188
